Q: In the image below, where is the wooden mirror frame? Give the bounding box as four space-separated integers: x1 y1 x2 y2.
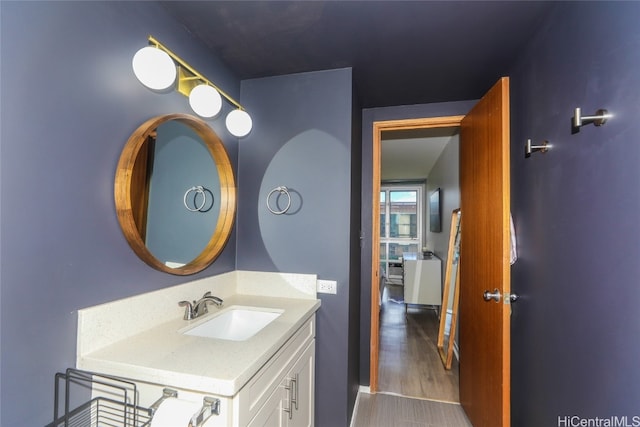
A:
114 113 236 275
437 208 461 369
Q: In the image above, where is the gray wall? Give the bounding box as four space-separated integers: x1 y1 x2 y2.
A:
426 136 460 262
359 100 476 385
509 2 640 424
0 2 239 425
236 69 357 426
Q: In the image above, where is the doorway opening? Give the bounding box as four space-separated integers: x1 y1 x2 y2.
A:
370 116 464 401
367 78 511 427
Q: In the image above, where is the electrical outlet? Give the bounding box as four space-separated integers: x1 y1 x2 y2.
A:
317 280 337 294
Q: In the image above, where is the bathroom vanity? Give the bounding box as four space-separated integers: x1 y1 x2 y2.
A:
75 271 321 427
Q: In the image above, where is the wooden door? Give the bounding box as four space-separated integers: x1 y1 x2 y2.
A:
459 77 511 427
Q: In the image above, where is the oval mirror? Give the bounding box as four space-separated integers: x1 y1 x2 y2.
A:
115 113 236 275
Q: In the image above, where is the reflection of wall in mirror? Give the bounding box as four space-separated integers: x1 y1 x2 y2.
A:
445 263 458 332
145 121 221 265
449 211 461 352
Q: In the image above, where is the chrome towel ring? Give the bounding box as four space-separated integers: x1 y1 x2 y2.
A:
184 185 208 212
266 186 291 215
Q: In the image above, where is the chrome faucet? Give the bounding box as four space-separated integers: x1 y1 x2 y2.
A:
194 291 223 317
178 300 195 320
179 291 223 320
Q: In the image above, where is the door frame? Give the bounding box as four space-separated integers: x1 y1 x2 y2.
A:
369 115 465 391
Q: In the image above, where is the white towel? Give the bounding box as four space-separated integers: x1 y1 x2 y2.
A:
509 213 518 265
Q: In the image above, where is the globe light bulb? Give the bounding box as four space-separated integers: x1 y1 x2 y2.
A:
189 84 223 118
225 109 253 138
132 46 176 91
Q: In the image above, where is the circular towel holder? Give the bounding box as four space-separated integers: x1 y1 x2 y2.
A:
184 186 208 212
266 186 291 215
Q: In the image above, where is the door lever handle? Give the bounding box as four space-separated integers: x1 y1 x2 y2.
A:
483 289 501 303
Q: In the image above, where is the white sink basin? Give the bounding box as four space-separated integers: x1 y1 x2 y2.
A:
182 306 283 341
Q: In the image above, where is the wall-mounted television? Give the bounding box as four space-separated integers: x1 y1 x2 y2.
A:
429 188 442 232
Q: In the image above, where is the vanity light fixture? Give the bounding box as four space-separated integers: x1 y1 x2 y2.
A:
132 36 252 137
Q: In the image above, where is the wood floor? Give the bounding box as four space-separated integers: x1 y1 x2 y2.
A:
350 283 471 427
378 283 460 402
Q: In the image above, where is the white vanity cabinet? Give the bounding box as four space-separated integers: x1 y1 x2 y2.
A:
248 340 314 427
75 271 321 427
83 314 316 427
238 316 315 427
285 341 314 427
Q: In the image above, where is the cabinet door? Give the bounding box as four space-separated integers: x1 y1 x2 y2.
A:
247 385 286 427
285 341 315 427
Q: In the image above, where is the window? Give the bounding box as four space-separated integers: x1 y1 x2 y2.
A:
379 185 422 284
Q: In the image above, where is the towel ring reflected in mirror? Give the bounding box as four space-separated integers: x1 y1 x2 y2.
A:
437 209 461 369
183 185 214 212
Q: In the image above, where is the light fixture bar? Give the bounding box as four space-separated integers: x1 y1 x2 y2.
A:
148 35 244 111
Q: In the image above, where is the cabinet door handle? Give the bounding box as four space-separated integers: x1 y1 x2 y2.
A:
283 401 293 420
284 375 298 420
292 373 299 410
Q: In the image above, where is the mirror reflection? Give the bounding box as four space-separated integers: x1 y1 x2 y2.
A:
115 114 235 275
142 121 220 265
437 209 461 369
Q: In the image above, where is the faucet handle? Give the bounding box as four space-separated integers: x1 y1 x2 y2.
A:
178 300 194 320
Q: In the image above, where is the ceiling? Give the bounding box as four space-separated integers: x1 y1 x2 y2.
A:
159 1 554 180
381 127 459 180
160 1 555 108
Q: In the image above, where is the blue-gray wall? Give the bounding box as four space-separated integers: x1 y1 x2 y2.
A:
0 2 239 425
359 100 476 385
509 2 640 424
236 68 359 427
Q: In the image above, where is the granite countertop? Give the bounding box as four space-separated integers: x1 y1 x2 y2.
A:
78 293 320 396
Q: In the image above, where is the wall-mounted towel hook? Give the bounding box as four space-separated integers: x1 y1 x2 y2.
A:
573 107 612 129
525 139 550 158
